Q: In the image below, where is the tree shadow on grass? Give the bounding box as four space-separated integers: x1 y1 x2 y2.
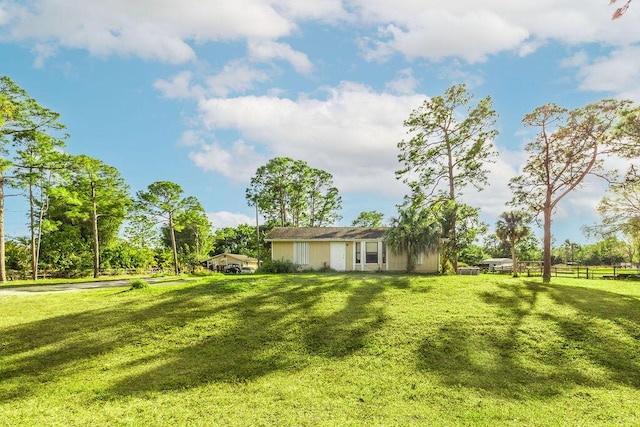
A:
416 281 640 399
108 275 390 395
0 284 234 401
302 278 387 357
0 274 391 400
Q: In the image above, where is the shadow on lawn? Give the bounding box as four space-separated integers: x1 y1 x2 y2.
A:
416 281 640 399
0 274 397 400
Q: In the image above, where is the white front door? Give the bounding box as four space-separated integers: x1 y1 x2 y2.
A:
330 242 346 271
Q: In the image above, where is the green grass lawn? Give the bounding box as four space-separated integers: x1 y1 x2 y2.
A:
1 274 639 426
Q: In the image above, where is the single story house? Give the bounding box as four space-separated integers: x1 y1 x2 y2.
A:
264 227 439 273
203 253 259 271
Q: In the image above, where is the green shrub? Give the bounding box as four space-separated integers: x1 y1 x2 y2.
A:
129 279 150 290
258 259 298 274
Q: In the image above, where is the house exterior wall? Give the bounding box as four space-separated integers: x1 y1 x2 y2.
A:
227 256 253 267
273 241 345 270
270 240 438 273
386 250 407 271
271 242 293 264
387 249 439 272
416 251 439 272
309 242 331 269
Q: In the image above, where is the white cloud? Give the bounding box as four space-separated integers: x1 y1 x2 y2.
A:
560 50 589 69
191 82 424 196
155 64 272 100
1 0 297 63
4 0 640 68
206 61 271 97
575 46 640 101
436 60 485 88
352 1 640 63
208 211 254 229
154 71 201 100
517 40 545 57
377 11 529 63
248 40 313 74
188 139 265 183
385 68 419 95
275 0 347 21
0 6 8 26
178 130 204 147
455 144 526 227
358 35 397 63
31 43 56 68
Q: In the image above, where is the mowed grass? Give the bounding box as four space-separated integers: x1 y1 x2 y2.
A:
1 274 640 426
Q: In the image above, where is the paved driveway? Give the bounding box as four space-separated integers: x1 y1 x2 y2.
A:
0 277 193 296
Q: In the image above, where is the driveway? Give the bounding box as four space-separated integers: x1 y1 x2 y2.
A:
0 277 195 296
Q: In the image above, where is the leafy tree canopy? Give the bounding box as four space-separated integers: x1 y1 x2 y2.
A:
246 157 342 227
396 84 498 271
351 210 385 227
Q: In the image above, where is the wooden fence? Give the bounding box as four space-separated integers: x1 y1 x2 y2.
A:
488 265 640 280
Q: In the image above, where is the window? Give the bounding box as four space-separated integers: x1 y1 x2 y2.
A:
294 242 309 265
366 242 378 263
356 241 382 264
416 251 424 265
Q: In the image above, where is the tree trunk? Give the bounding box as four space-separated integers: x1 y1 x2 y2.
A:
543 206 552 284
0 174 6 283
35 177 48 281
511 238 518 278
255 203 260 266
450 207 458 272
169 213 180 275
406 243 415 273
29 181 37 280
446 139 458 273
91 180 100 278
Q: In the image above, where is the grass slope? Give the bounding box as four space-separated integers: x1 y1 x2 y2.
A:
1 274 639 426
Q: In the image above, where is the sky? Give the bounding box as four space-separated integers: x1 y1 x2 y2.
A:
1 0 640 246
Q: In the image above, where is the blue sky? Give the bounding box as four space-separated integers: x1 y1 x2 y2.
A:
1 0 640 245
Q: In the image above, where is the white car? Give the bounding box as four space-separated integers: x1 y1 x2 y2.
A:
240 266 256 274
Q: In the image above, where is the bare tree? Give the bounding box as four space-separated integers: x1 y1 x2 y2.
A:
510 99 640 283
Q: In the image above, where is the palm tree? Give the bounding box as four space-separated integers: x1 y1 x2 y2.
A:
495 211 531 277
386 197 441 272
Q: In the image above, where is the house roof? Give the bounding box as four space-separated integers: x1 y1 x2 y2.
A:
203 253 258 263
480 258 512 264
265 227 388 241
